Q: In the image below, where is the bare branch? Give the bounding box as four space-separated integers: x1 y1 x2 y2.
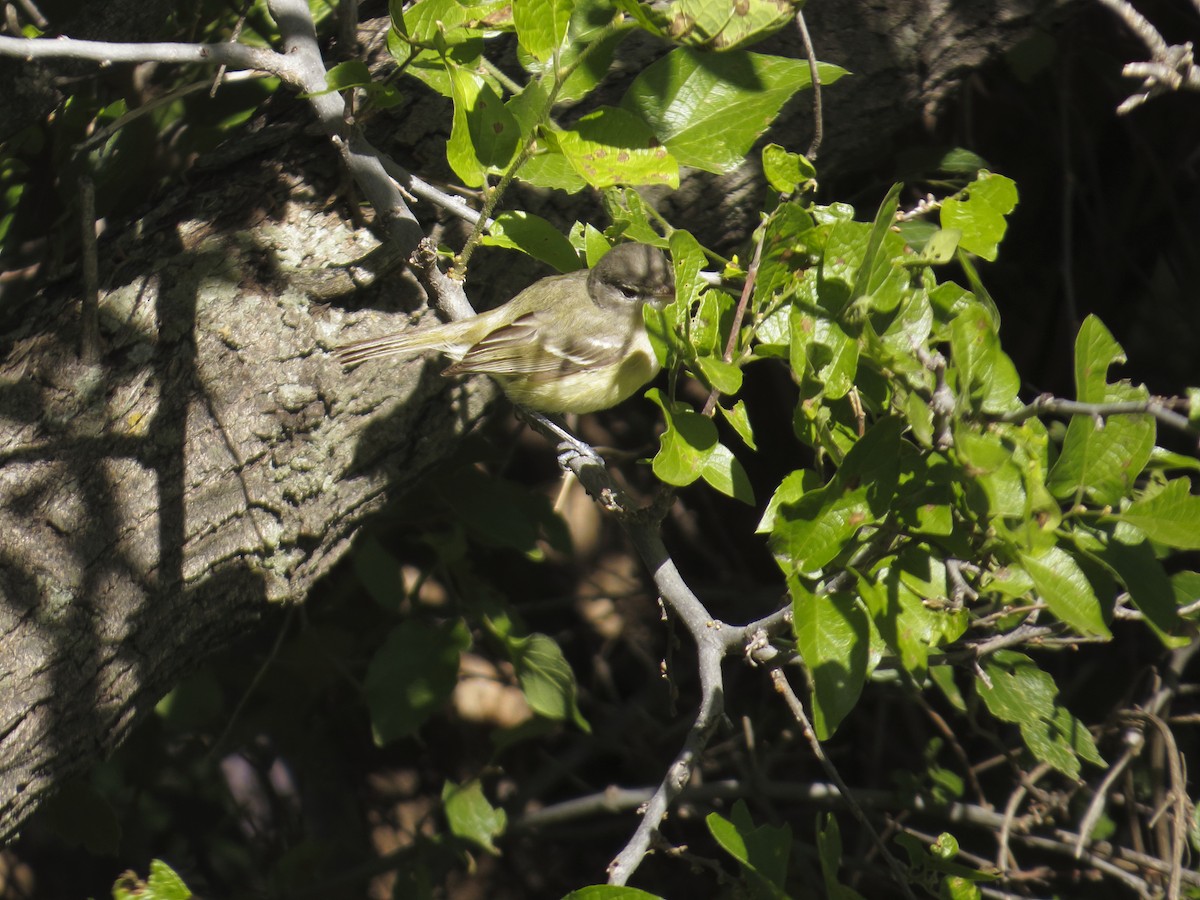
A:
794 7 824 160
993 393 1196 440
1092 0 1200 113
0 33 296 80
0 1 427 257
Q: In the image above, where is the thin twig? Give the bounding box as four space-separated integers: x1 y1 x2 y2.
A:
993 393 1195 439
77 171 100 364
1092 0 1200 113
793 8 823 160
770 667 919 900
700 230 764 417
13 0 49 29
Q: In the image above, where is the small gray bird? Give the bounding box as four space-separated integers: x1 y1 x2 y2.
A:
336 242 675 414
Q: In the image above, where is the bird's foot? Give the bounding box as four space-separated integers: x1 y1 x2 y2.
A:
555 436 605 473
518 408 606 473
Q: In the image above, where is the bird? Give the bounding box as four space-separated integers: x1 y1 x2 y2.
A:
334 242 675 414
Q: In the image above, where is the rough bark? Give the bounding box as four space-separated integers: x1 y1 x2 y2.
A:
0 161 495 841
0 0 1070 842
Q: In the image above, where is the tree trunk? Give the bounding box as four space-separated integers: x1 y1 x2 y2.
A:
0 162 495 840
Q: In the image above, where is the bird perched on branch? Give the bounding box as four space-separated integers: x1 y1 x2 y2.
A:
335 242 675 414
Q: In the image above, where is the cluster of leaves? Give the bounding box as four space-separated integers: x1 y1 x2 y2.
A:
650 155 1200 776
528 147 1200 897
363 0 842 261
321 0 1200 895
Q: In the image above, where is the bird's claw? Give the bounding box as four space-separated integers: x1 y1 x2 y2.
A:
556 437 604 472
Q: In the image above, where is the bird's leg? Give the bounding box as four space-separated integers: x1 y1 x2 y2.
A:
517 408 606 473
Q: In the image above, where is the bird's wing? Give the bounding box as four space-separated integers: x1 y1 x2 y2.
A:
444 312 628 383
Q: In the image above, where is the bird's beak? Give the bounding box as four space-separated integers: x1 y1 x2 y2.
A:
648 282 676 309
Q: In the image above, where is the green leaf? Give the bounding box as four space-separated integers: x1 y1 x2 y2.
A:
899 228 961 266
853 182 902 302
646 389 718 486
791 310 859 400
646 385 751 501
442 780 507 853
792 578 871 739
863 556 964 680
940 172 1018 261
1047 316 1153 505
697 356 743 395
1113 478 1200 549
816 815 869 900
513 0 573 61
943 877 983 900
707 800 792 896
352 535 405 614
948 303 1020 413
770 417 903 572
365 619 471 744
401 0 511 45
605 186 669 244
559 26 628 101
506 632 591 731
483 212 583 273
939 147 990 173
438 466 567 556
112 860 193 900
893 447 956 536
1046 384 1154 507
953 425 1027 519
893 832 995 884
931 665 967 711
762 142 816 194
663 0 796 50
1017 546 1110 638
546 107 680 188
583 222 613 264
621 48 847 174
719 398 757 449
1073 314 1125 403
447 67 520 186
700 441 755 503
1173 571 1200 616
322 59 373 92
518 148 589 191
978 651 1105 778
758 469 821 533
1088 523 1186 646
691 288 735 355
1147 446 1200 474
669 228 708 311
518 5 627 102
562 888 666 899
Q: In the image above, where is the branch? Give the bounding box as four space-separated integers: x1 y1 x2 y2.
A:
0 3 427 257
0 33 296 79
992 392 1197 441
1092 0 1200 113
514 777 1200 894
794 7 824 160
268 0 423 254
517 415 732 884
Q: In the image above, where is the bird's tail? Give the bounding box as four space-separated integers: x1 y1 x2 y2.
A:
334 319 465 368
